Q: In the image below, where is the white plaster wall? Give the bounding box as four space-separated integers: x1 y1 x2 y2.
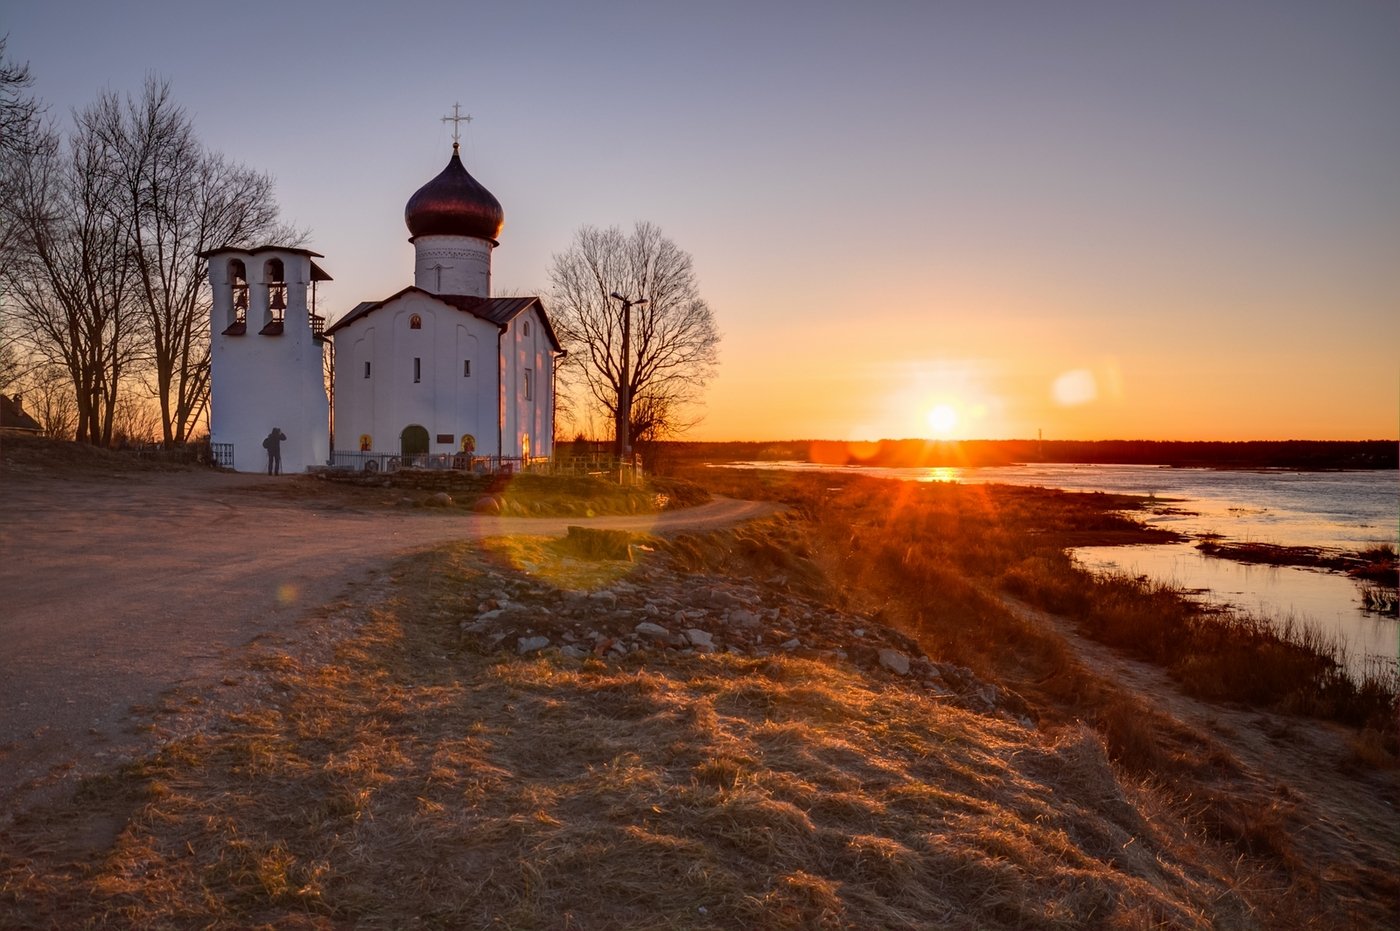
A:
332 294 502 457
413 235 492 296
209 250 329 473
500 306 556 458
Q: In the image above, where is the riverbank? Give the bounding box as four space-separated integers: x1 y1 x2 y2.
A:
2 468 1396 927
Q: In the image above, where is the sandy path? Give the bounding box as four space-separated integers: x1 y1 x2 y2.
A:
0 470 775 807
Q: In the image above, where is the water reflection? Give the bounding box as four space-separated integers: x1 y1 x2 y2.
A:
1075 542 1398 681
730 461 1399 679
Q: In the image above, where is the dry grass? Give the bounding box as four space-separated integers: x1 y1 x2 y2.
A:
0 542 1275 929
4 468 1396 928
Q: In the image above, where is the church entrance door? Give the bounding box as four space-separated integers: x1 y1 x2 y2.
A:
400 424 430 458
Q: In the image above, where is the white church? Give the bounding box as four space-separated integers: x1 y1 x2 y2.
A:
202 137 562 473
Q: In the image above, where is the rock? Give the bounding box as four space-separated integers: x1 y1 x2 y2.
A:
728 609 761 628
634 621 672 640
852 628 865 638
684 628 714 648
878 648 910 675
560 644 590 660
517 636 550 655
780 638 802 651
712 590 744 609
428 491 453 507
589 591 619 608
472 495 502 514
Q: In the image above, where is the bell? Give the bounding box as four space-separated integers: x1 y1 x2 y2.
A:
269 287 286 311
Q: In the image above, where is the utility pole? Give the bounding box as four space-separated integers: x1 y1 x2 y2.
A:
609 291 647 464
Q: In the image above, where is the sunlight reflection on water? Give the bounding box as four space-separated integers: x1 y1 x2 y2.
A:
731 461 1399 678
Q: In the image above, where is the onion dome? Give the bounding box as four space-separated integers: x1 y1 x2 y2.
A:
404 144 505 242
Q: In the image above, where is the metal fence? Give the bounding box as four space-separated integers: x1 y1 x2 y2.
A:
210 443 235 469
329 450 551 474
327 450 643 482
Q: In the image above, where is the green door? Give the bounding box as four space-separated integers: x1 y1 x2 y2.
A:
401 424 430 457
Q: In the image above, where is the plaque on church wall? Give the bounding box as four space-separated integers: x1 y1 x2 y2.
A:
437 434 454 444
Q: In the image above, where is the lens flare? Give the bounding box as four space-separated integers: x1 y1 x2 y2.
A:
1052 370 1098 407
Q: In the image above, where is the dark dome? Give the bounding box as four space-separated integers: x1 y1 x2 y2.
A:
404 145 504 242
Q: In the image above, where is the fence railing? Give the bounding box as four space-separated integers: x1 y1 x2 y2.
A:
211 442 235 469
329 450 552 474
328 450 643 482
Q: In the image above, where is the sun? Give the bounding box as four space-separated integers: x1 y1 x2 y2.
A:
926 403 958 438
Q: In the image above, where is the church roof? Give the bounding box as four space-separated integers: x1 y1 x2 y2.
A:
324 287 563 352
404 145 505 243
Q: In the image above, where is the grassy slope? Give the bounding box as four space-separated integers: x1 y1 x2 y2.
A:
2 465 1396 928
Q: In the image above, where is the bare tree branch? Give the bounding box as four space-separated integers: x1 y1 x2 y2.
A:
548 222 720 451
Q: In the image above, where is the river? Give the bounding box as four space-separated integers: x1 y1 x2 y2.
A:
727 461 1399 680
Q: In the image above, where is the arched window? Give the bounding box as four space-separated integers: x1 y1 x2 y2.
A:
264 258 286 326
409 314 422 330
228 260 248 330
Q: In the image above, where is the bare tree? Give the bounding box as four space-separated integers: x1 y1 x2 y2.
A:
548 222 719 456
17 361 78 439
2 72 296 448
5 111 140 446
1 36 42 287
93 79 294 446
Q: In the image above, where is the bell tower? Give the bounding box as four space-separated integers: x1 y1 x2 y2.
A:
202 245 332 472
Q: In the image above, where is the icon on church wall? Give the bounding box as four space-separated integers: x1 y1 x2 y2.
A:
409 314 422 329
359 434 372 452
461 434 476 454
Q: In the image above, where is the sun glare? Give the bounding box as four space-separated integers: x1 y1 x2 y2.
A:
926 403 958 438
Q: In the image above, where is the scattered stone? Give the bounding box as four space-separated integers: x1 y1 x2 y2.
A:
684 628 714 648
878 648 910 675
472 495 502 514
780 638 802 651
427 491 453 507
517 636 550 655
634 621 672 640
560 644 589 660
728 609 761 628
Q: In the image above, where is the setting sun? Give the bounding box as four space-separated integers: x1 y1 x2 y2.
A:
927 403 959 438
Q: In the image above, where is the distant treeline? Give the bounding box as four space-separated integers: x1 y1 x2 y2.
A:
636 439 1398 470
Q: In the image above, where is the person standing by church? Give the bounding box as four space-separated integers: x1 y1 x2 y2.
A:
263 427 287 475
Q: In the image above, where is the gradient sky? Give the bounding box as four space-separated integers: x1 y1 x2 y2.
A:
6 0 1398 441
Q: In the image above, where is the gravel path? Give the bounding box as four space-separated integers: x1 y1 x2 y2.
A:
0 470 775 809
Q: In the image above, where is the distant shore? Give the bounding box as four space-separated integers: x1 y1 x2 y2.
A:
625 438 1398 471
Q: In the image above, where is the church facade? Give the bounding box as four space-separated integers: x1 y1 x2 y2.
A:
204 141 562 472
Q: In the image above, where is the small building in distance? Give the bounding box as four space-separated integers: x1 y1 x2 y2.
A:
1 394 43 435
203 135 562 472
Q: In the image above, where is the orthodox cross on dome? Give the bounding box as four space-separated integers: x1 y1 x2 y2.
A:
441 102 473 149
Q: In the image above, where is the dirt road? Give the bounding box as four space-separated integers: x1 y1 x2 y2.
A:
0 470 774 809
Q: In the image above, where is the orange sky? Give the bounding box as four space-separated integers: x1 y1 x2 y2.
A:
11 2 1398 443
